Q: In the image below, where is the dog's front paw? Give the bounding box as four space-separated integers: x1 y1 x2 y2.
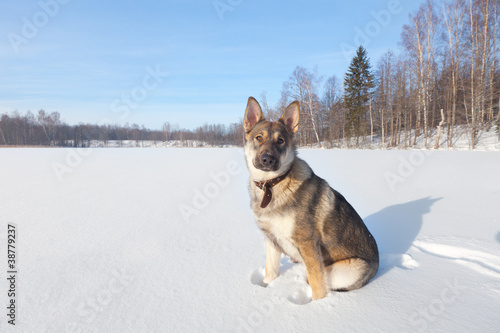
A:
263 273 278 285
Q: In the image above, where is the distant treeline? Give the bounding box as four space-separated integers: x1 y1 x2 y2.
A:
0 110 244 147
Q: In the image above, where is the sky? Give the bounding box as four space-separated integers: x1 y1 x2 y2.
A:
0 0 426 130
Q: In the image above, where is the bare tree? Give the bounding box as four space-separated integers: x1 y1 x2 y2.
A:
442 0 466 147
162 122 171 141
488 0 499 128
402 0 439 147
323 75 344 146
283 66 323 147
375 51 397 147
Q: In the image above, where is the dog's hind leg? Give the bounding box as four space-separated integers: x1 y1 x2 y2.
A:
326 258 377 292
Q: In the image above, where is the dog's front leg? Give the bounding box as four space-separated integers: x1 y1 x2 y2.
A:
296 240 327 300
263 238 281 285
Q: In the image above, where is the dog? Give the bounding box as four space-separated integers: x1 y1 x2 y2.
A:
243 97 379 301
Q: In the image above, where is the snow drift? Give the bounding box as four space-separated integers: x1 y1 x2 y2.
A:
1 148 499 332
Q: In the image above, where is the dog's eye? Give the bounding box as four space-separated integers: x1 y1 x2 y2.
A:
277 138 285 144
256 135 263 142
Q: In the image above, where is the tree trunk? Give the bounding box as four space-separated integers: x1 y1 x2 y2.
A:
488 1 498 128
369 96 373 146
470 0 477 149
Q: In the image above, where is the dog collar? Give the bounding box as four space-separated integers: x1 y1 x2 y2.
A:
253 168 292 208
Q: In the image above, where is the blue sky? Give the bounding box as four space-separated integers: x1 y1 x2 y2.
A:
0 0 425 130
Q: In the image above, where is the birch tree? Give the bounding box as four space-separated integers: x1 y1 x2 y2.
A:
283 66 323 147
442 0 466 147
401 0 439 147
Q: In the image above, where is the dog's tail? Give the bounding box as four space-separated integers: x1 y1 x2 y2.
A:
327 258 378 291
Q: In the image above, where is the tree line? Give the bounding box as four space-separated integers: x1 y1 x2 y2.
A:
0 110 243 147
1 0 499 149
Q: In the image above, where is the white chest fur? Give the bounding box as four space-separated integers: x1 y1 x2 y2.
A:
257 213 302 262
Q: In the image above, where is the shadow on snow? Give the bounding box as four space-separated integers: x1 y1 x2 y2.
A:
364 197 442 279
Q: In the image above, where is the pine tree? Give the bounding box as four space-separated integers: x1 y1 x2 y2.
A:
344 46 374 147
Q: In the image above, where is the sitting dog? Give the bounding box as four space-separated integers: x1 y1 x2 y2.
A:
243 97 379 300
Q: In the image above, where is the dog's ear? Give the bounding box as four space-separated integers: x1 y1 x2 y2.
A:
279 101 300 134
244 97 264 132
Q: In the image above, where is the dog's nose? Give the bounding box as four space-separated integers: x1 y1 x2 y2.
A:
260 153 276 167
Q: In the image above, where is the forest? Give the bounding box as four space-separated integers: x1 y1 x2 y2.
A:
1 0 499 149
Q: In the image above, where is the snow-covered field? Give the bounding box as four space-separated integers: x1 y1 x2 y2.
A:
1 148 499 332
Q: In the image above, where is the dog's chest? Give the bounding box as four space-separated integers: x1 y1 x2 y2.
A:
258 213 302 262
260 214 295 239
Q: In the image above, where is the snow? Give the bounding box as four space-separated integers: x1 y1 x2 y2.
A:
1 148 499 332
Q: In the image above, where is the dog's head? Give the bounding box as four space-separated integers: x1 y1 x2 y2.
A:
243 97 299 180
